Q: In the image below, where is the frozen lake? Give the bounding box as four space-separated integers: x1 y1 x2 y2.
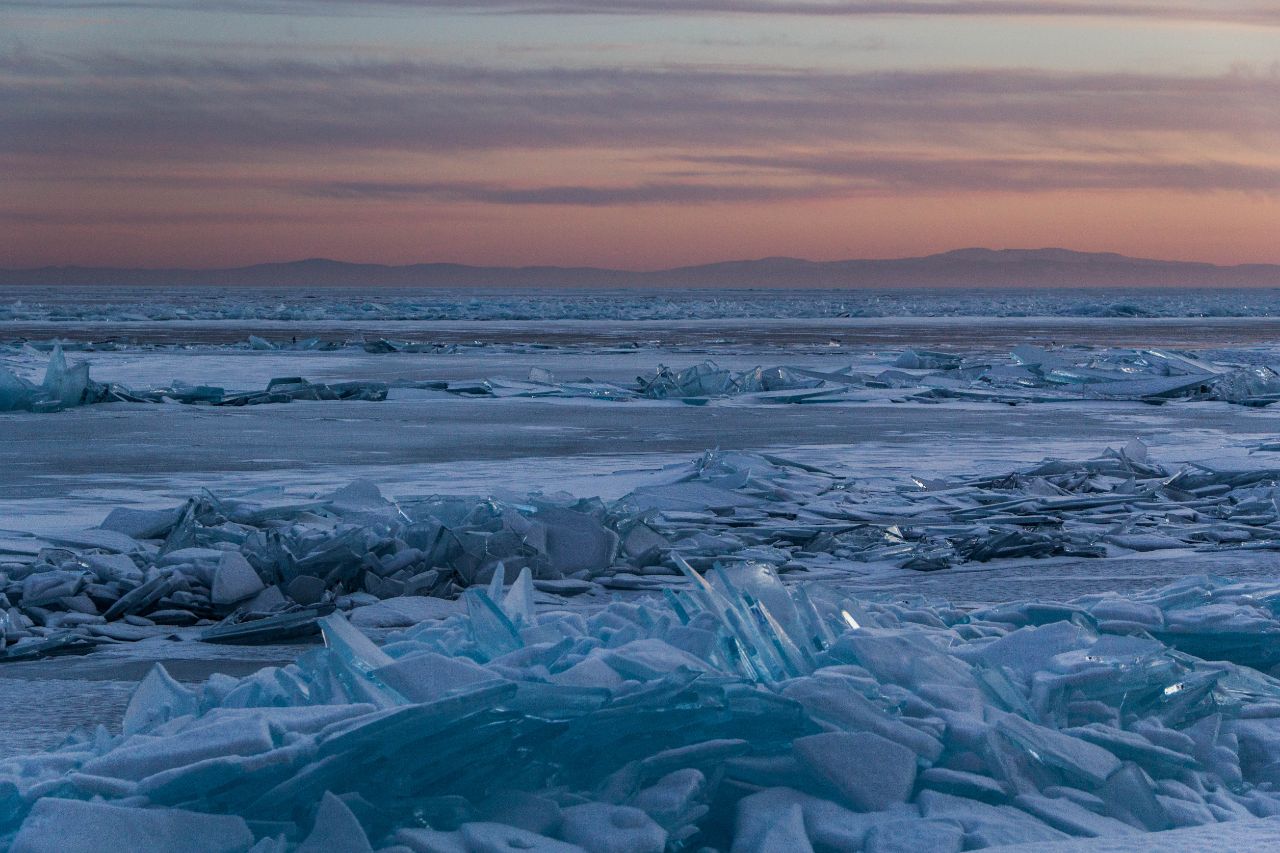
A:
6 294 1280 849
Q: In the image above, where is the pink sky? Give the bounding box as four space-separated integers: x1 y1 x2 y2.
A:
2 2 1278 269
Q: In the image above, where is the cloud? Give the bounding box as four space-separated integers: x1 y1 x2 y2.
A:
3 0 1278 27
0 209 332 225
18 151 1278 206
3 54 1276 165
680 154 1280 194
295 155 1280 206
300 179 843 204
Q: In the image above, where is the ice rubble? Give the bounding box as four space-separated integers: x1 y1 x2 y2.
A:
5 337 644 359
6 342 1279 413
9 442 1280 658
11 567 1280 851
0 345 97 413
0 452 842 657
0 346 387 412
447 347 1280 406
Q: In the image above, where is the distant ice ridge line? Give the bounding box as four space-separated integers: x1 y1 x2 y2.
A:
8 341 1280 412
10 568 1280 850
7 284 1280 323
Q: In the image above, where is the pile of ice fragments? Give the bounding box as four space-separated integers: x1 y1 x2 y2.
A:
448 346 1280 406
841 438 1280 571
10 565 1280 851
0 346 387 412
247 335 522 356
10 441 1280 659
0 452 842 658
7 343 1279 413
1 337 635 357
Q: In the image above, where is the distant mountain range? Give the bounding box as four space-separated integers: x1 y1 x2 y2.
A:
4 249 1280 289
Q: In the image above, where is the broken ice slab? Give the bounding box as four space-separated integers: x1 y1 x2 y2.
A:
0 630 101 661
531 578 600 597
44 528 150 555
211 552 266 606
100 506 185 540
200 606 332 644
348 596 461 629
0 365 34 411
216 377 388 405
895 349 965 370
10 798 255 853
16 573 1280 849
1078 375 1215 401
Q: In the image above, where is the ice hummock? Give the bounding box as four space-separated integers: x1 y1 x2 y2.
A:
0 345 94 413
1 451 846 657
0 346 388 412
442 348 1280 407
7 342 1280 413
10 442 1280 660
9 571 1280 850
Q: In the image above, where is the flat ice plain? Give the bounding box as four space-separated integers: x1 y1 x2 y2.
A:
6 287 1280 851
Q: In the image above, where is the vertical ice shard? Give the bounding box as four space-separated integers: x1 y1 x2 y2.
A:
500 566 538 628
40 344 90 408
0 366 34 411
295 792 373 853
123 664 199 735
319 612 406 706
464 588 524 658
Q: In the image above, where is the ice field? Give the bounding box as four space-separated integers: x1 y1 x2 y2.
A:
7 288 1280 850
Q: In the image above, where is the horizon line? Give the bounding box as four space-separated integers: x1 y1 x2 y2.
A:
8 246 1280 275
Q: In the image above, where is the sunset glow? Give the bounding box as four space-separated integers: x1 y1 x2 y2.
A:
4 1 1278 269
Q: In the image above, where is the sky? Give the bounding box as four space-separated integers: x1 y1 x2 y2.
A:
2 1 1278 269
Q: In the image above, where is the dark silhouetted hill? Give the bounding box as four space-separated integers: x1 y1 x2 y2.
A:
4 249 1279 288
